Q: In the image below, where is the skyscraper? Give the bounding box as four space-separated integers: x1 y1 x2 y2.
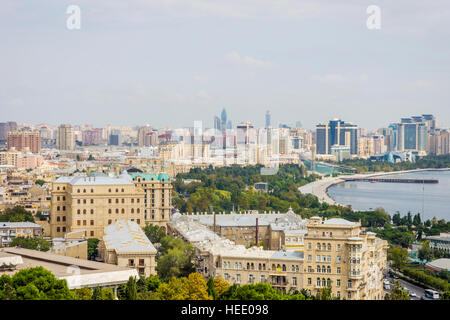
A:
265 110 271 128
316 119 358 155
220 108 227 126
213 116 221 131
395 115 432 153
57 125 75 150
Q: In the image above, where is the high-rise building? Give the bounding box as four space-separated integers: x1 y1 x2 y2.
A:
57 125 75 150
316 119 358 155
428 129 450 155
138 126 156 147
395 116 431 154
7 130 41 154
0 122 18 142
82 128 104 146
265 110 271 128
213 116 221 131
220 108 227 127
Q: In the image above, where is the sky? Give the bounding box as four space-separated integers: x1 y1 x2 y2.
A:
1 0 449 131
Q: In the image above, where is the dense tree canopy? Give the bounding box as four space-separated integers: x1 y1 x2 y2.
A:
0 267 74 300
0 206 34 222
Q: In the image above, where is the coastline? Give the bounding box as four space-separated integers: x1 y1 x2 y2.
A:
298 167 450 207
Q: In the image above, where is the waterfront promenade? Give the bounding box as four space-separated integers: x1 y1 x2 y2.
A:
298 168 448 206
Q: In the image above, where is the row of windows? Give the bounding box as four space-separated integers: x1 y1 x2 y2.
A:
222 261 300 272
307 265 341 274
55 226 94 237
307 242 342 251
307 255 341 263
307 278 351 288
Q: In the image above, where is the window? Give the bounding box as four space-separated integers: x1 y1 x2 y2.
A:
90 231 94 236
91 209 94 214
347 280 352 289
57 216 60 222
308 242 312 250
91 189 94 193
337 267 341 274
347 292 351 299
308 255 312 262
308 266 313 272
261 275 265 283
77 220 81 226
327 278 331 287
57 227 60 232
327 266 331 273
137 219 140 224
308 278 312 285
337 244 341 251
108 209 112 214
316 255 320 262
62 216 66 222
322 278 326 287
108 220 112 225
139 259 145 266
316 265 320 273
337 256 341 263
57 206 60 211
336 279 341 287
322 266 326 273
83 209 86 214
316 278 321 286
129 259 135 267
316 243 320 250
83 220 86 226
77 209 80 214
109 199 112 204
337 291 340 298
90 220 94 226
91 199 94 204
236 274 241 283
327 243 331 251
292 277 297 286
62 227 66 232
327 255 331 262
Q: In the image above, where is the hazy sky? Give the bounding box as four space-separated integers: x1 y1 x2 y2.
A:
1 0 449 131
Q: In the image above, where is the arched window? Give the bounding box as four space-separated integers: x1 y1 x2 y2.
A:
327 278 331 287
131 208 134 213
282 264 286 271
316 265 321 273
327 243 331 251
322 265 326 273
327 266 331 273
316 278 321 286
322 278 326 287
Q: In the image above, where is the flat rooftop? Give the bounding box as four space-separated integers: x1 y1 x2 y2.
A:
0 247 138 289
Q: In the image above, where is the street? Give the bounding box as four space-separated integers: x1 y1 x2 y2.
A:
384 273 425 300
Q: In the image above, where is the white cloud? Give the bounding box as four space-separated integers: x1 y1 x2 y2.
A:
225 51 272 68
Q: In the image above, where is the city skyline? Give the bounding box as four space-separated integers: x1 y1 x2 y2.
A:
1 1 450 130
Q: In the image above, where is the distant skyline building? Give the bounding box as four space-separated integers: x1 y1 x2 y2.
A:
394 114 433 154
220 108 227 126
213 116 221 131
57 124 75 150
316 119 358 155
0 121 18 142
7 130 41 154
265 110 271 128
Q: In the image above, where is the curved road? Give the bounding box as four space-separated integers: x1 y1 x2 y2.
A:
298 168 448 206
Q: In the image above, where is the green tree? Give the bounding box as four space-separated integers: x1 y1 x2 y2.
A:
0 206 35 222
143 224 166 243
92 287 102 300
156 236 195 281
87 238 99 259
125 276 138 300
388 246 408 270
441 291 450 300
220 283 285 300
8 267 74 300
418 240 434 262
384 281 410 300
9 237 50 252
35 179 46 186
207 277 217 300
73 287 93 300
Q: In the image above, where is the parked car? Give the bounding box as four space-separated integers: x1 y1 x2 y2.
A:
409 292 417 298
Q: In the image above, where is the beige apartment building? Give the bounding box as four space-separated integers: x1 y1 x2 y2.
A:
50 172 146 239
50 170 173 239
303 217 388 300
99 220 157 277
169 212 388 299
128 171 172 231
